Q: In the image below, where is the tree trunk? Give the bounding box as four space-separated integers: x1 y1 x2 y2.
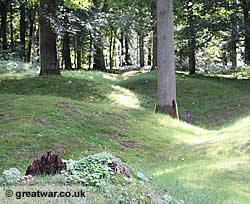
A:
125 34 132 66
10 1 14 52
151 21 157 70
187 0 196 74
39 0 60 75
242 0 250 65
109 31 113 69
77 34 82 70
62 32 72 70
88 32 92 70
188 39 196 74
20 1 26 60
155 0 178 119
93 45 105 71
0 0 8 51
112 35 116 68
148 41 152 66
231 0 238 69
27 10 36 62
139 35 144 67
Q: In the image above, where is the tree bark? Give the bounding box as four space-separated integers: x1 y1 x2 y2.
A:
109 31 113 69
10 1 14 52
62 32 72 70
88 32 92 70
151 21 157 70
93 45 105 71
148 41 152 66
231 0 238 69
155 0 178 119
0 0 8 51
20 1 26 60
39 0 60 75
27 8 36 62
242 0 250 65
188 39 196 74
76 34 82 70
139 34 144 67
187 0 196 74
125 34 132 66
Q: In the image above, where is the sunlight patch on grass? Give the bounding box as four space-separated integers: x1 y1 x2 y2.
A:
108 85 141 109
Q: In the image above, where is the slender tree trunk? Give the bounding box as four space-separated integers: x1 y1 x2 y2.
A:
120 31 125 66
139 34 144 67
231 0 238 69
10 1 14 52
148 41 152 66
112 35 116 68
125 34 132 65
152 21 157 70
188 39 196 74
0 0 8 51
242 0 250 65
109 31 113 69
39 0 60 75
20 1 26 60
62 32 72 70
27 12 36 62
88 32 92 70
155 0 178 119
187 0 196 74
77 34 82 70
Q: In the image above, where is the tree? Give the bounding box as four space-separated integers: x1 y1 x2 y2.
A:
20 0 26 61
242 0 250 65
39 0 60 75
155 0 178 119
0 0 8 51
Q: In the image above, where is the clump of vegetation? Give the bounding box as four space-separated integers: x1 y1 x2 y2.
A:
0 60 40 74
0 168 21 185
63 152 131 186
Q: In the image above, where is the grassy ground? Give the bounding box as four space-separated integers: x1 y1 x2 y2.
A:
0 70 249 203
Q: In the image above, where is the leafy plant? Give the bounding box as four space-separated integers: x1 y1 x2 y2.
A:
0 168 21 185
63 152 129 186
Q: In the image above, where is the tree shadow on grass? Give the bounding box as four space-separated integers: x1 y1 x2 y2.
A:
0 75 115 102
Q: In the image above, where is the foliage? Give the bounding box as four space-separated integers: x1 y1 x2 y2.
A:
0 60 40 74
63 152 129 186
0 168 20 185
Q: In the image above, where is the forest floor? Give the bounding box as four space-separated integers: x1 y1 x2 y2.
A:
0 70 249 203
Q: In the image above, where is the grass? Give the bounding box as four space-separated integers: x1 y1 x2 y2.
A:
0 70 249 203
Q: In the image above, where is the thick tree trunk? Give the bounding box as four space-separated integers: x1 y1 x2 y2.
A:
125 34 132 66
242 0 250 65
62 32 72 70
39 0 60 75
0 0 8 51
20 2 26 60
139 35 144 67
155 0 178 119
93 45 105 71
